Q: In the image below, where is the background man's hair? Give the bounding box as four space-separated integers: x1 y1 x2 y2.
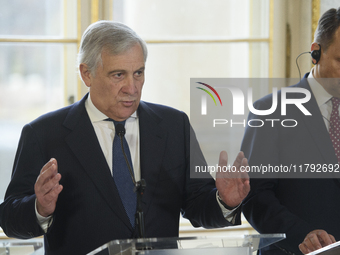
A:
314 7 340 51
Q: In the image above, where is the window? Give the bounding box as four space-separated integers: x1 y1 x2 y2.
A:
111 0 271 236
113 0 271 115
0 0 79 202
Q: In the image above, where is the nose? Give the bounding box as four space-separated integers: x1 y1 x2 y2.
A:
122 75 138 95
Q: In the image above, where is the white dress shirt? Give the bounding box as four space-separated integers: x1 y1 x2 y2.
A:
307 69 334 130
85 94 141 181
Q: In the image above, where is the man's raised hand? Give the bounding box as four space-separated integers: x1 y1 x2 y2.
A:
216 151 250 208
34 158 63 217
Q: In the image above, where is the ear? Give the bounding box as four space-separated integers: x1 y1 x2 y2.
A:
79 64 92 88
311 42 320 52
310 43 321 65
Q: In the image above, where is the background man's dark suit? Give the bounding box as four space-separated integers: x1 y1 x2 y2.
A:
0 93 236 254
241 74 340 255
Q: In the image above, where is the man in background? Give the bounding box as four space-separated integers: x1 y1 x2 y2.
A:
0 21 250 254
241 7 340 255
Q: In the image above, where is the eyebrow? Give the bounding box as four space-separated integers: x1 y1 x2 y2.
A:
107 66 145 76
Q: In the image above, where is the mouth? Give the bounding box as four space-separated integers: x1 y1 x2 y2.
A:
121 100 135 107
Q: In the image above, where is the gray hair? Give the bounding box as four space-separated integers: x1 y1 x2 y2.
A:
314 7 340 51
78 20 148 76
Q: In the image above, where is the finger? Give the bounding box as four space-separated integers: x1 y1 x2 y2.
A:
39 187 62 207
49 158 58 176
307 234 323 251
329 234 336 243
233 151 245 168
37 175 63 204
40 158 57 174
46 159 58 178
240 158 250 180
218 151 228 167
44 173 62 194
39 159 53 174
216 151 228 179
36 165 57 190
299 243 311 254
36 159 58 186
44 182 63 201
36 172 62 198
242 177 251 195
318 231 334 246
241 156 248 166
39 161 57 181
239 176 251 198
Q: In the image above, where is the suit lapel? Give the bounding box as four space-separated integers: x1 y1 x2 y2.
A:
138 102 167 216
294 79 338 166
63 94 133 230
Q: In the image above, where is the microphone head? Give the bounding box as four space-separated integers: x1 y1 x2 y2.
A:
115 123 126 137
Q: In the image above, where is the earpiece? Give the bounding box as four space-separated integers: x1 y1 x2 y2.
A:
296 44 322 80
311 44 321 64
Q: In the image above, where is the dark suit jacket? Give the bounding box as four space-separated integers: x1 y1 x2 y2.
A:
241 74 340 255
0 94 237 254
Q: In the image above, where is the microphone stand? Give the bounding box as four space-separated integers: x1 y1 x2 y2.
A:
134 180 153 251
134 179 146 238
116 124 147 239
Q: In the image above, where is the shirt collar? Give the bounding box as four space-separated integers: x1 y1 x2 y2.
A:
307 69 333 107
85 93 137 123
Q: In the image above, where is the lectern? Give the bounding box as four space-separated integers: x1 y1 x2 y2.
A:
0 238 44 255
88 234 285 255
306 241 340 255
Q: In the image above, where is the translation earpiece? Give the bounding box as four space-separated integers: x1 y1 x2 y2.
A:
311 44 321 64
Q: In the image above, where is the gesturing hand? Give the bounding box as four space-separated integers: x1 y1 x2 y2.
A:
34 158 63 217
215 151 250 208
299 229 336 254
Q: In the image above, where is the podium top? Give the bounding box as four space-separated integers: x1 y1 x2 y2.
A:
88 234 286 255
306 241 340 255
0 238 44 255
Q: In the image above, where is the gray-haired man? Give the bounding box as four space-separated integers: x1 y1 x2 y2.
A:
0 21 249 254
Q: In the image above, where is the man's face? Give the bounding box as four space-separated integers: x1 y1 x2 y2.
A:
81 43 145 121
314 26 340 97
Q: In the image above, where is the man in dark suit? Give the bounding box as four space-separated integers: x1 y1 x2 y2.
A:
0 21 250 254
241 7 340 255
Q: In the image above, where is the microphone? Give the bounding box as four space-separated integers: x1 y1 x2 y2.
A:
115 123 126 137
115 123 146 239
115 124 135 184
